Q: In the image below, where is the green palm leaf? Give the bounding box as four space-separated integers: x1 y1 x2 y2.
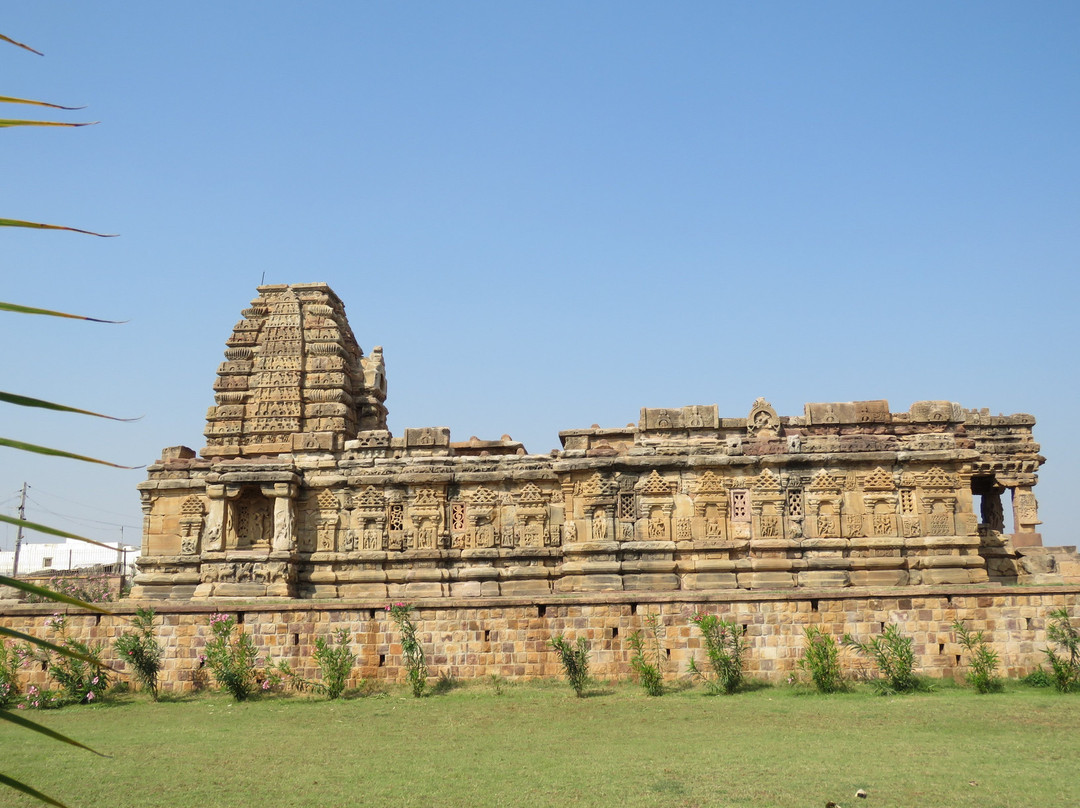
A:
0 627 108 668
0 391 137 421
0 576 113 614
0 119 96 128
0 218 116 237
0 95 84 110
0 437 136 468
0 301 122 322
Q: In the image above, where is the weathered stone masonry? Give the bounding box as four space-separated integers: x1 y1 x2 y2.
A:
2 587 1077 692
133 282 1067 601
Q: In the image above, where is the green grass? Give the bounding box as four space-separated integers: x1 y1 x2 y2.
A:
3 681 1079 808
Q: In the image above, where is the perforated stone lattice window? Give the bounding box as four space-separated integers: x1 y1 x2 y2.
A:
731 490 750 522
450 503 466 532
786 489 803 518
617 492 636 520
388 503 404 531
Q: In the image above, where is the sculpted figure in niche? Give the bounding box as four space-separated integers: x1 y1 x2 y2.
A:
592 509 607 540
272 497 296 552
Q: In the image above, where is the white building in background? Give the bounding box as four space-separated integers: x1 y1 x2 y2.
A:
0 539 139 577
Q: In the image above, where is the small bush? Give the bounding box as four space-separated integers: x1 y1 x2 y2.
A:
32 614 110 705
549 634 590 697
114 607 164 700
1044 608 1080 693
688 613 746 695
628 611 665 696
275 628 356 700
204 613 263 701
25 575 114 604
314 628 357 699
388 603 428 697
953 620 1002 694
842 623 918 694
0 640 27 708
1020 667 1053 688
797 626 844 694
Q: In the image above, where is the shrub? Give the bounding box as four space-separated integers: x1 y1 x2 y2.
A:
687 613 746 695
952 620 1002 694
34 614 109 705
114 607 164 700
1020 667 1053 688
204 613 263 701
388 603 428 697
276 628 357 700
25 574 114 604
628 611 665 696
0 640 27 708
797 626 844 693
842 623 918 694
549 634 590 697
313 628 356 699
1044 608 1080 693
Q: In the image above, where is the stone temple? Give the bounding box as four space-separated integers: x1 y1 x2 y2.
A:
133 282 1055 600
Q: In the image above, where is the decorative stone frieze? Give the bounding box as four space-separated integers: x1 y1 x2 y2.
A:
133 284 1059 599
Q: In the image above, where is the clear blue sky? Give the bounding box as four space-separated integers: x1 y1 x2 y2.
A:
2 3 1077 551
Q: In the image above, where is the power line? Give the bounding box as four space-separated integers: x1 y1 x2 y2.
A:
22 494 140 531
26 486 141 520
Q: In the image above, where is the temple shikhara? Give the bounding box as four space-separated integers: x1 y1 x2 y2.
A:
134 283 1054 600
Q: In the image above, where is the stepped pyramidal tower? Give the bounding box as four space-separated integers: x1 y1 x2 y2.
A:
134 283 1073 600
203 283 387 457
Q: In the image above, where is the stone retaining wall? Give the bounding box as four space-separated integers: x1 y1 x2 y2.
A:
3 585 1077 693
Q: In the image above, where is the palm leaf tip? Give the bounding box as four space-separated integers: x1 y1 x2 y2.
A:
0 301 123 322
0 391 139 421
0 33 44 56
0 218 116 237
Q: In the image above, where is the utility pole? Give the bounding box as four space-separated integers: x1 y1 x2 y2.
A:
12 482 27 578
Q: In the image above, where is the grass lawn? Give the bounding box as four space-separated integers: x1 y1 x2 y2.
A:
2 680 1078 808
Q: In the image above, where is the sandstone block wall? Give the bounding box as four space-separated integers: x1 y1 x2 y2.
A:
3 586 1076 693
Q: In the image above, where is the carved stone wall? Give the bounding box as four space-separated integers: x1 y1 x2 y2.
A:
134 284 1055 600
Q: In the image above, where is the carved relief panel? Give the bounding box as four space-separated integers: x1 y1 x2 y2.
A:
179 495 204 556
315 489 340 551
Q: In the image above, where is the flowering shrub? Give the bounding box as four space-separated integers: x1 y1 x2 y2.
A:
0 640 28 708
687 612 746 695
114 607 164 699
31 614 110 705
204 613 268 701
16 683 61 710
388 603 428 697
25 574 114 604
